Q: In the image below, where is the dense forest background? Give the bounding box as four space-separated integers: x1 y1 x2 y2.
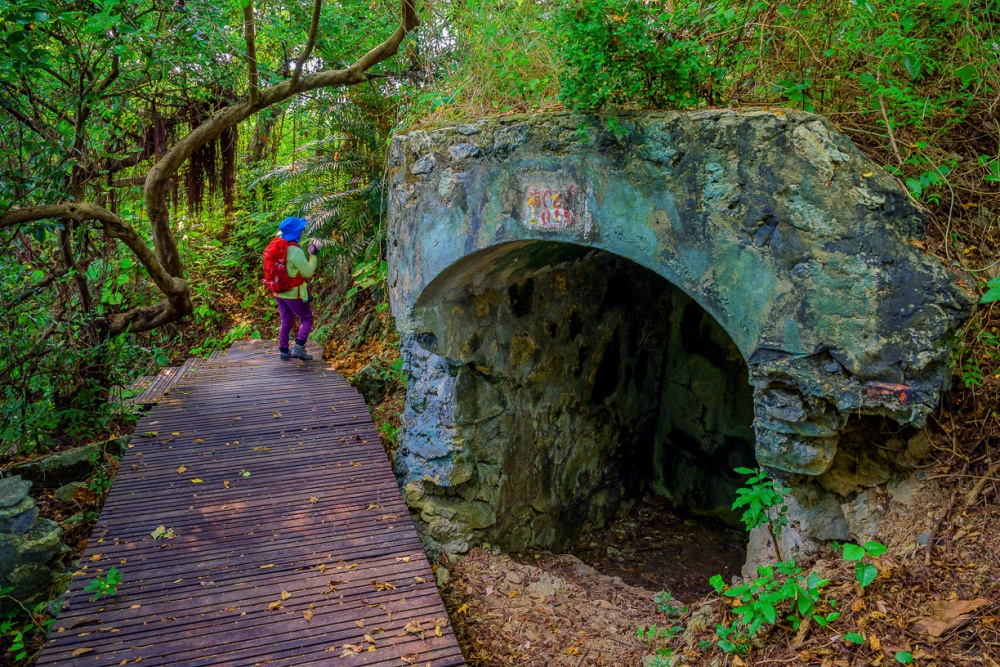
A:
2 0 998 457
0 0 998 662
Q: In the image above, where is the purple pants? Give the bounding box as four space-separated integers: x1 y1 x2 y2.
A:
276 297 313 349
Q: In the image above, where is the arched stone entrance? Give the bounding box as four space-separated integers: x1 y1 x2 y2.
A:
386 109 974 559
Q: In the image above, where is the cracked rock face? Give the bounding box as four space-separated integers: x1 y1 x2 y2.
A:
386 110 974 558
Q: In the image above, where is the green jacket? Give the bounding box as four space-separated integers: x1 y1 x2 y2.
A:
276 243 317 300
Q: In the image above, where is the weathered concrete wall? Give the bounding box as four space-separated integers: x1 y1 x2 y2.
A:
387 109 974 558
395 245 755 553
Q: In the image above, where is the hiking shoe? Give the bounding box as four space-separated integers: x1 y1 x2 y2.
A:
291 343 313 361
279 348 292 360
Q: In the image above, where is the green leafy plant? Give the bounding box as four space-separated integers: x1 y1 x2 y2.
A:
981 277 1000 305
0 596 55 663
844 631 866 645
653 590 687 616
732 467 790 560
84 567 122 602
839 541 888 589
896 650 915 664
86 450 113 496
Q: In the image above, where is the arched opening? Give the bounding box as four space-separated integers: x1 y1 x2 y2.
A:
401 241 756 590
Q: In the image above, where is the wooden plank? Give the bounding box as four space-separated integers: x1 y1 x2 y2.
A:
37 340 465 667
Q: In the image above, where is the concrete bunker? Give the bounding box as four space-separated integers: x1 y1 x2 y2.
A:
386 110 975 565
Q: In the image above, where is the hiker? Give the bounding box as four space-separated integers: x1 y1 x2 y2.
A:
262 216 321 361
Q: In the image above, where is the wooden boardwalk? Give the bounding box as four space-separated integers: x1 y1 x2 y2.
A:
38 339 466 667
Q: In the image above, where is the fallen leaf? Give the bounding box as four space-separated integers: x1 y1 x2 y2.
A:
260 564 275 569
913 598 991 637
129 604 141 609
90 554 101 562
310 497 319 504
72 648 94 657
176 466 187 474
355 620 365 628
303 609 314 622
223 481 230 489
267 601 282 611
563 647 579 656
401 654 420 665
344 564 359 570
414 576 427 584
456 603 469 615
396 556 411 563
372 580 396 591
862 172 874 178
190 478 203 484
404 619 425 639
273 411 282 418
364 632 376 644
193 438 204 443
509 590 518 598
316 564 326 573
280 590 291 600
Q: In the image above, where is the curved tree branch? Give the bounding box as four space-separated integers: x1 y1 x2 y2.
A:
292 0 323 85
144 0 419 278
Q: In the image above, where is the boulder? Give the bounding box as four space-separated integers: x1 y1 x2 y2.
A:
350 364 389 405
0 476 31 508
0 498 38 534
5 444 99 488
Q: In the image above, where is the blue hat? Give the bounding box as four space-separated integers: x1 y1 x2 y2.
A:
278 216 308 241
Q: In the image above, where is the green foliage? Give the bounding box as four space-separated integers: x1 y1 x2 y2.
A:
0 595 55 664
84 567 122 602
712 560 837 653
732 467 790 559
844 631 866 645
896 651 915 664
981 277 1000 305
838 541 887 590
553 0 721 112
653 590 687 616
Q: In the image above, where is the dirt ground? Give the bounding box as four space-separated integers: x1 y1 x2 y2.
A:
441 501 742 667
441 483 1000 667
560 495 747 603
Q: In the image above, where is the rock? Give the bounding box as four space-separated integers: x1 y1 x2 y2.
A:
348 313 378 350
6 444 99 488
0 476 31 508
7 563 55 601
335 290 358 323
0 517 65 580
350 364 388 406
54 481 89 503
528 580 556 597
0 498 38 534
905 431 933 464
448 143 479 161
410 154 437 175
100 436 130 459
755 429 837 476
434 565 450 587
505 570 523 585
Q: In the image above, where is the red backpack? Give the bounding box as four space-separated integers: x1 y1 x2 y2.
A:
262 237 306 296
